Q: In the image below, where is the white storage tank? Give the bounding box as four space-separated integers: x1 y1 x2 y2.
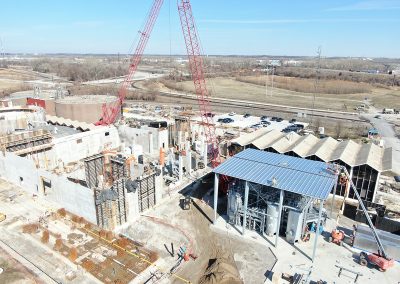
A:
266 203 279 236
286 209 304 244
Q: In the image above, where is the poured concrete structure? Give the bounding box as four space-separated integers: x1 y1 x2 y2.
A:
55 95 117 123
9 90 56 115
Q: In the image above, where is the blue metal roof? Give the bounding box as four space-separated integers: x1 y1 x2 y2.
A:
213 148 337 200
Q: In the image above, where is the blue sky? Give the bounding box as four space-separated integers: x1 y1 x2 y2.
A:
1 0 399 57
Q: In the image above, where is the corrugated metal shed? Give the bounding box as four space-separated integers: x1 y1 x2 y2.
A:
307 137 339 162
213 148 336 200
230 130 392 172
330 140 361 167
251 129 284 150
287 134 320 157
270 132 302 153
231 128 270 147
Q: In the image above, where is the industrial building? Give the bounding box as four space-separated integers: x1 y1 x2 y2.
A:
0 102 211 230
230 128 392 203
212 148 337 261
9 89 117 123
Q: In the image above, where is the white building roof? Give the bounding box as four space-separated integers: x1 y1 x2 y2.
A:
231 130 392 172
46 115 97 131
231 128 270 147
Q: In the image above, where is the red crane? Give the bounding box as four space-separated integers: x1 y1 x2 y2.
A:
96 0 221 167
96 0 164 125
177 0 221 167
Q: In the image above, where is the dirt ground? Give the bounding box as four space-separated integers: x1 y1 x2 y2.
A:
0 247 44 284
124 177 276 284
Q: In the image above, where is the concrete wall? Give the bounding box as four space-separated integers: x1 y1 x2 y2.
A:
46 126 121 168
0 152 97 223
118 125 168 155
0 108 46 135
55 100 116 124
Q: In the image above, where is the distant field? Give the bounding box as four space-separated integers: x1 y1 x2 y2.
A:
236 75 371 94
157 76 400 111
0 68 38 81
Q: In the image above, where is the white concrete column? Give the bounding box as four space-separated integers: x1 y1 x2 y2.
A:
177 131 182 148
178 155 183 182
149 132 154 154
191 130 195 143
312 200 324 262
372 172 381 203
242 181 249 235
203 141 208 164
213 173 219 223
186 141 192 173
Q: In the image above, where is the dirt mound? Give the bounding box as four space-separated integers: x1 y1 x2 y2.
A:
199 257 242 284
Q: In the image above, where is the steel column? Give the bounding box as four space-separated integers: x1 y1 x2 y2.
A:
331 175 338 218
312 200 324 262
242 181 249 235
213 173 219 224
275 189 284 247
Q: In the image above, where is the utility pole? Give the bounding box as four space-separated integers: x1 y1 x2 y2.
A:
271 66 275 97
310 46 322 128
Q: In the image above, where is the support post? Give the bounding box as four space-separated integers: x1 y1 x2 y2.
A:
372 172 380 203
242 181 249 235
213 173 219 224
275 189 284 247
312 200 324 262
331 176 338 218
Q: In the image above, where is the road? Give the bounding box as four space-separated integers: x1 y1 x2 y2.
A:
362 113 400 175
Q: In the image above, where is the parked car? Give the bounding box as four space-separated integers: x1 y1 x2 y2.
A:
229 112 236 116
261 120 271 125
222 118 234 123
282 125 300 133
251 123 262 129
271 117 278 121
276 118 283 122
294 124 305 130
217 118 225 122
260 115 268 121
290 118 297 123
243 113 251 118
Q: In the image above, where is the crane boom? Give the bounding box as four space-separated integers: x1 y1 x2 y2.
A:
340 166 389 259
97 0 164 125
177 0 220 167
